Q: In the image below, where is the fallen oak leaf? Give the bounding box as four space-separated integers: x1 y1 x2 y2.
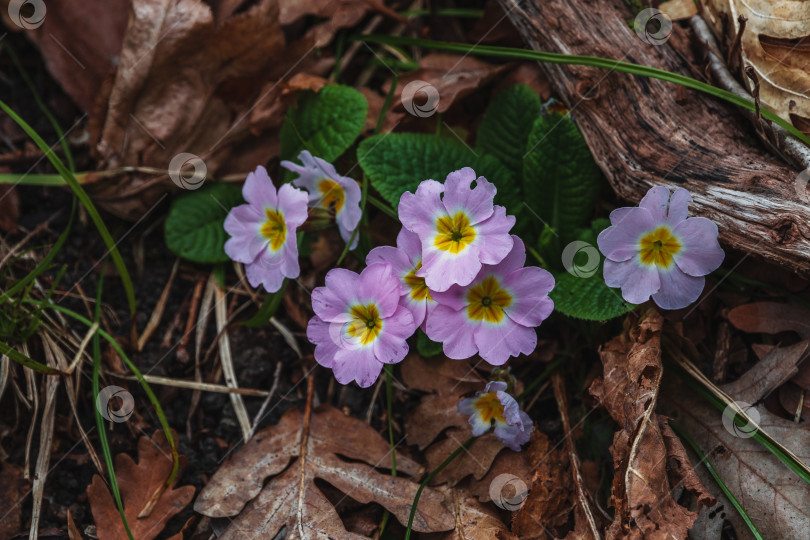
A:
438 485 517 540
194 404 454 536
86 430 195 540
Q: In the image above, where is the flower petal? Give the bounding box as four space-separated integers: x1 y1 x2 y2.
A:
597 207 654 262
474 321 536 366
333 346 382 388
441 168 495 224
426 305 479 360
396 228 423 266
666 188 692 224
307 316 339 368
277 183 309 228
366 245 411 277
639 185 671 222
358 263 401 318
373 307 413 363
242 166 277 208
474 207 516 265
504 267 555 327
673 217 724 277
652 267 705 310
245 249 286 293
420 242 482 291
603 258 660 305
224 205 268 263
398 179 445 237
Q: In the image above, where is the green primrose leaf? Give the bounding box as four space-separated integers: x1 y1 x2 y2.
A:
357 132 518 212
164 183 244 263
416 329 443 357
280 85 368 164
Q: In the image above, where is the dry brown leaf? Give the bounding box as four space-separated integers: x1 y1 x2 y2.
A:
86 430 195 540
0 184 19 234
661 340 810 539
194 404 454 537
390 53 505 115
511 431 574 538
0 461 28 539
439 486 517 540
400 353 484 396
727 302 810 340
67 509 83 540
590 309 713 539
700 0 810 134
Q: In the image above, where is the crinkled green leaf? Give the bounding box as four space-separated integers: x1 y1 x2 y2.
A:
550 218 635 321
358 133 518 212
164 183 244 263
280 85 368 164
416 329 443 358
522 111 601 242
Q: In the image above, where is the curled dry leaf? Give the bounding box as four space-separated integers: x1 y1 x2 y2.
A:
590 309 714 539
511 431 574 538
390 53 505 115
194 404 454 536
438 485 517 540
86 430 195 540
660 340 810 539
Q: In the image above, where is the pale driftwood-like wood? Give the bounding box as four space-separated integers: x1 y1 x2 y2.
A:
498 0 810 274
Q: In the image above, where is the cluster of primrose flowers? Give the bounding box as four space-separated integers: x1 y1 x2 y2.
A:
223 152 724 451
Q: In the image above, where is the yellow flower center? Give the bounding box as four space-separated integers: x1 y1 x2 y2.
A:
466 276 512 323
474 393 506 423
403 262 432 301
434 212 476 254
346 303 383 345
318 179 345 214
260 209 287 251
639 226 681 268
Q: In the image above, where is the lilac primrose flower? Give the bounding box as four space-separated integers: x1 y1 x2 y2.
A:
366 228 435 330
224 166 308 293
596 186 724 310
281 150 362 249
458 381 533 451
398 168 515 292
308 263 416 388
427 236 554 366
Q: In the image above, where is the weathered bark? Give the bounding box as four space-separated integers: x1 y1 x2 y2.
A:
498 0 810 274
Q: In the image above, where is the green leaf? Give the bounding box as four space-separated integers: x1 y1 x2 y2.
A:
358 132 518 212
164 183 244 263
476 84 540 185
522 111 601 242
416 329 443 357
549 219 635 321
280 85 368 164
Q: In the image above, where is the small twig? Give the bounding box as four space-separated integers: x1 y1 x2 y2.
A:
248 361 284 440
137 258 179 351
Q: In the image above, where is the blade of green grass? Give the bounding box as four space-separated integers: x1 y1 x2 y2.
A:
353 35 810 148
670 422 764 540
242 279 288 328
91 265 135 540
0 340 61 374
0 100 136 317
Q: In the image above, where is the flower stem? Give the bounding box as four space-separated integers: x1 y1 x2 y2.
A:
378 364 398 537
404 436 474 539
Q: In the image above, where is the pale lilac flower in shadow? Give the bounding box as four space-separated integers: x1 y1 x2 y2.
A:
366 228 436 331
596 186 724 310
426 236 555 366
224 166 308 293
458 381 533 451
398 167 516 292
307 263 416 388
281 150 362 249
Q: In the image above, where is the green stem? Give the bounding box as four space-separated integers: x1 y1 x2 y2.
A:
404 437 474 540
376 71 399 134
353 34 810 148
378 364 397 537
670 422 764 540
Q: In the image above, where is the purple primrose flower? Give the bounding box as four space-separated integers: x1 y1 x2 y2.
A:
458 381 533 451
